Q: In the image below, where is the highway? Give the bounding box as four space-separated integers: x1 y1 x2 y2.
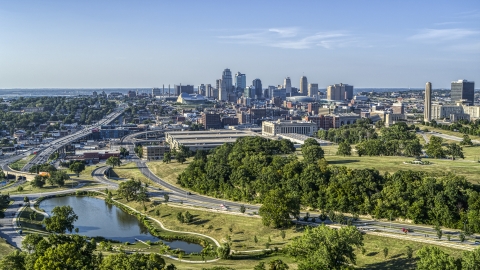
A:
22 107 125 172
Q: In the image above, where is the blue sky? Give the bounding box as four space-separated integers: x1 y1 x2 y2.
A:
0 0 479 89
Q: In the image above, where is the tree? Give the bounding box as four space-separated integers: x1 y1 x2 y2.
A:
175 151 186 164
99 252 166 270
134 146 144 158
69 162 85 177
254 235 258 243
445 143 464 160
426 136 444 158
460 134 473 146
240 205 246 214
31 175 46 188
44 206 78 234
135 186 150 210
164 194 169 203
383 247 389 259
106 156 121 168
268 259 289 270
259 189 300 228
119 147 129 157
337 141 352 156
163 152 172 163
254 262 266 270
416 246 458 270
24 196 29 203
184 211 193 223
287 225 363 270
301 145 324 164
435 224 443 239
118 179 142 202
280 230 286 240
406 246 413 259
216 243 231 259
0 250 25 269
462 248 480 270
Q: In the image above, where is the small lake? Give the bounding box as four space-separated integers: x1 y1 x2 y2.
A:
39 196 203 253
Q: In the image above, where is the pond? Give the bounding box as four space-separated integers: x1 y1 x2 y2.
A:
39 196 203 253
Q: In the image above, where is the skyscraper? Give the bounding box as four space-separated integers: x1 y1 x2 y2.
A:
308 83 318 97
235 72 246 90
451 79 475 105
220 69 232 101
327 83 353 101
252 79 262 98
284 77 291 96
424 82 432 122
300 76 308 96
152 88 162 97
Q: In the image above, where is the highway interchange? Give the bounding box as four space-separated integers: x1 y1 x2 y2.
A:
0 115 479 250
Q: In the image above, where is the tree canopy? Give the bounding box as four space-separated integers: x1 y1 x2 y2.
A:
44 205 78 234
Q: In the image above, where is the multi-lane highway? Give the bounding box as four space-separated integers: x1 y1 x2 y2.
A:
22 108 125 172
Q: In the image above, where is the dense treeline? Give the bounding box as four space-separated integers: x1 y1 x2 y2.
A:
320 120 423 157
0 96 116 134
423 119 480 137
178 136 480 232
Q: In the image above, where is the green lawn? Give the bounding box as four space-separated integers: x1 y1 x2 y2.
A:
146 160 190 189
417 125 480 141
9 154 35 171
0 238 17 259
109 162 156 187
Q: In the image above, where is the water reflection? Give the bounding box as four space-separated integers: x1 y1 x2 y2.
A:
39 196 203 253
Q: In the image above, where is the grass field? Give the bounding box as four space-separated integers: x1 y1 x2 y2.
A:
9 154 35 171
0 238 17 259
110 162 157 187
147 160 190 188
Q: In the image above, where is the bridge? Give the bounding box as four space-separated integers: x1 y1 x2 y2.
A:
22 107 126 172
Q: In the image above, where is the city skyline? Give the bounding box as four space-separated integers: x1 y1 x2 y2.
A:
1 1 479 89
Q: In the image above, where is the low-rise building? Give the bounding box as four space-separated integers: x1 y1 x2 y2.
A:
262 120 318 136
142 145 170 161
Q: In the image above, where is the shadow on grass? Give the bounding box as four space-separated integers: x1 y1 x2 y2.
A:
191 219 209 226
327 159 360 165
366 251 379 256
364 257 416 270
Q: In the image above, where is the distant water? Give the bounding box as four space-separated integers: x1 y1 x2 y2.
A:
0 88 167 98
0 88 425 98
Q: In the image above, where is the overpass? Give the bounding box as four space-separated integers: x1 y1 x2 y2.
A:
22 107 126 172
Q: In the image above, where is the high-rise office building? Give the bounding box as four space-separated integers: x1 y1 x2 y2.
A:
152 88 162 97
244 86 255 98
252 79 262 98
206 84 212 97
344 84 354 100
424 82 432 122
220 69 232 101
300 76 308 96
198 84 206 96
235 72 246 90
284 77 292 96
451 80 475 105
174 85 194 96
327 83 353 101
308 83 318 97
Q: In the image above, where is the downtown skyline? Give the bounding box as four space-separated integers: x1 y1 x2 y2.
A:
0 0 479 89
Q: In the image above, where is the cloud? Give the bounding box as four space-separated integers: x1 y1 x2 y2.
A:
409 28 479 41
218 28 356 49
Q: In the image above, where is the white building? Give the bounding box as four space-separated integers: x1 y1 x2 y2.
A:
262 120 318 137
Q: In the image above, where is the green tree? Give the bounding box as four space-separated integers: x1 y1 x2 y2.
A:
254 262 266 270
44 206 78 234
460 134 473 146
175 151 186 164
287 225 363 270
462 248 480 270
216 243 231 259
383 247 389 259
69 162 85 177
184 211 194 223
259 189 300 228
106 156 121 168
337 141 352 156
99 252 166 270
135 186 150 210
445 143 464 160
31 175 45 188
426 136 444 158
406 246 413 259
280 230 286 240
268 259 289 270
416 246 458 270
118 179 142 202
24 196 29 203
0 250 26 270
301 145 324 164
163 152 172 163
164 194 169 202
240 205 246 213
119 147 129 157
435 224 443 239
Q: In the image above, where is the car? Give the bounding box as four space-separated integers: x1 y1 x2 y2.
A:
186 192 192 195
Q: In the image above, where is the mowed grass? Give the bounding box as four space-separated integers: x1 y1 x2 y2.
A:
417 124 480 142
110 162 154 186
147 160 190 188
0 238 17 259
9 154 35 171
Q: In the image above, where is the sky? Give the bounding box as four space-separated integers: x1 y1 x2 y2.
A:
0 0 479 89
